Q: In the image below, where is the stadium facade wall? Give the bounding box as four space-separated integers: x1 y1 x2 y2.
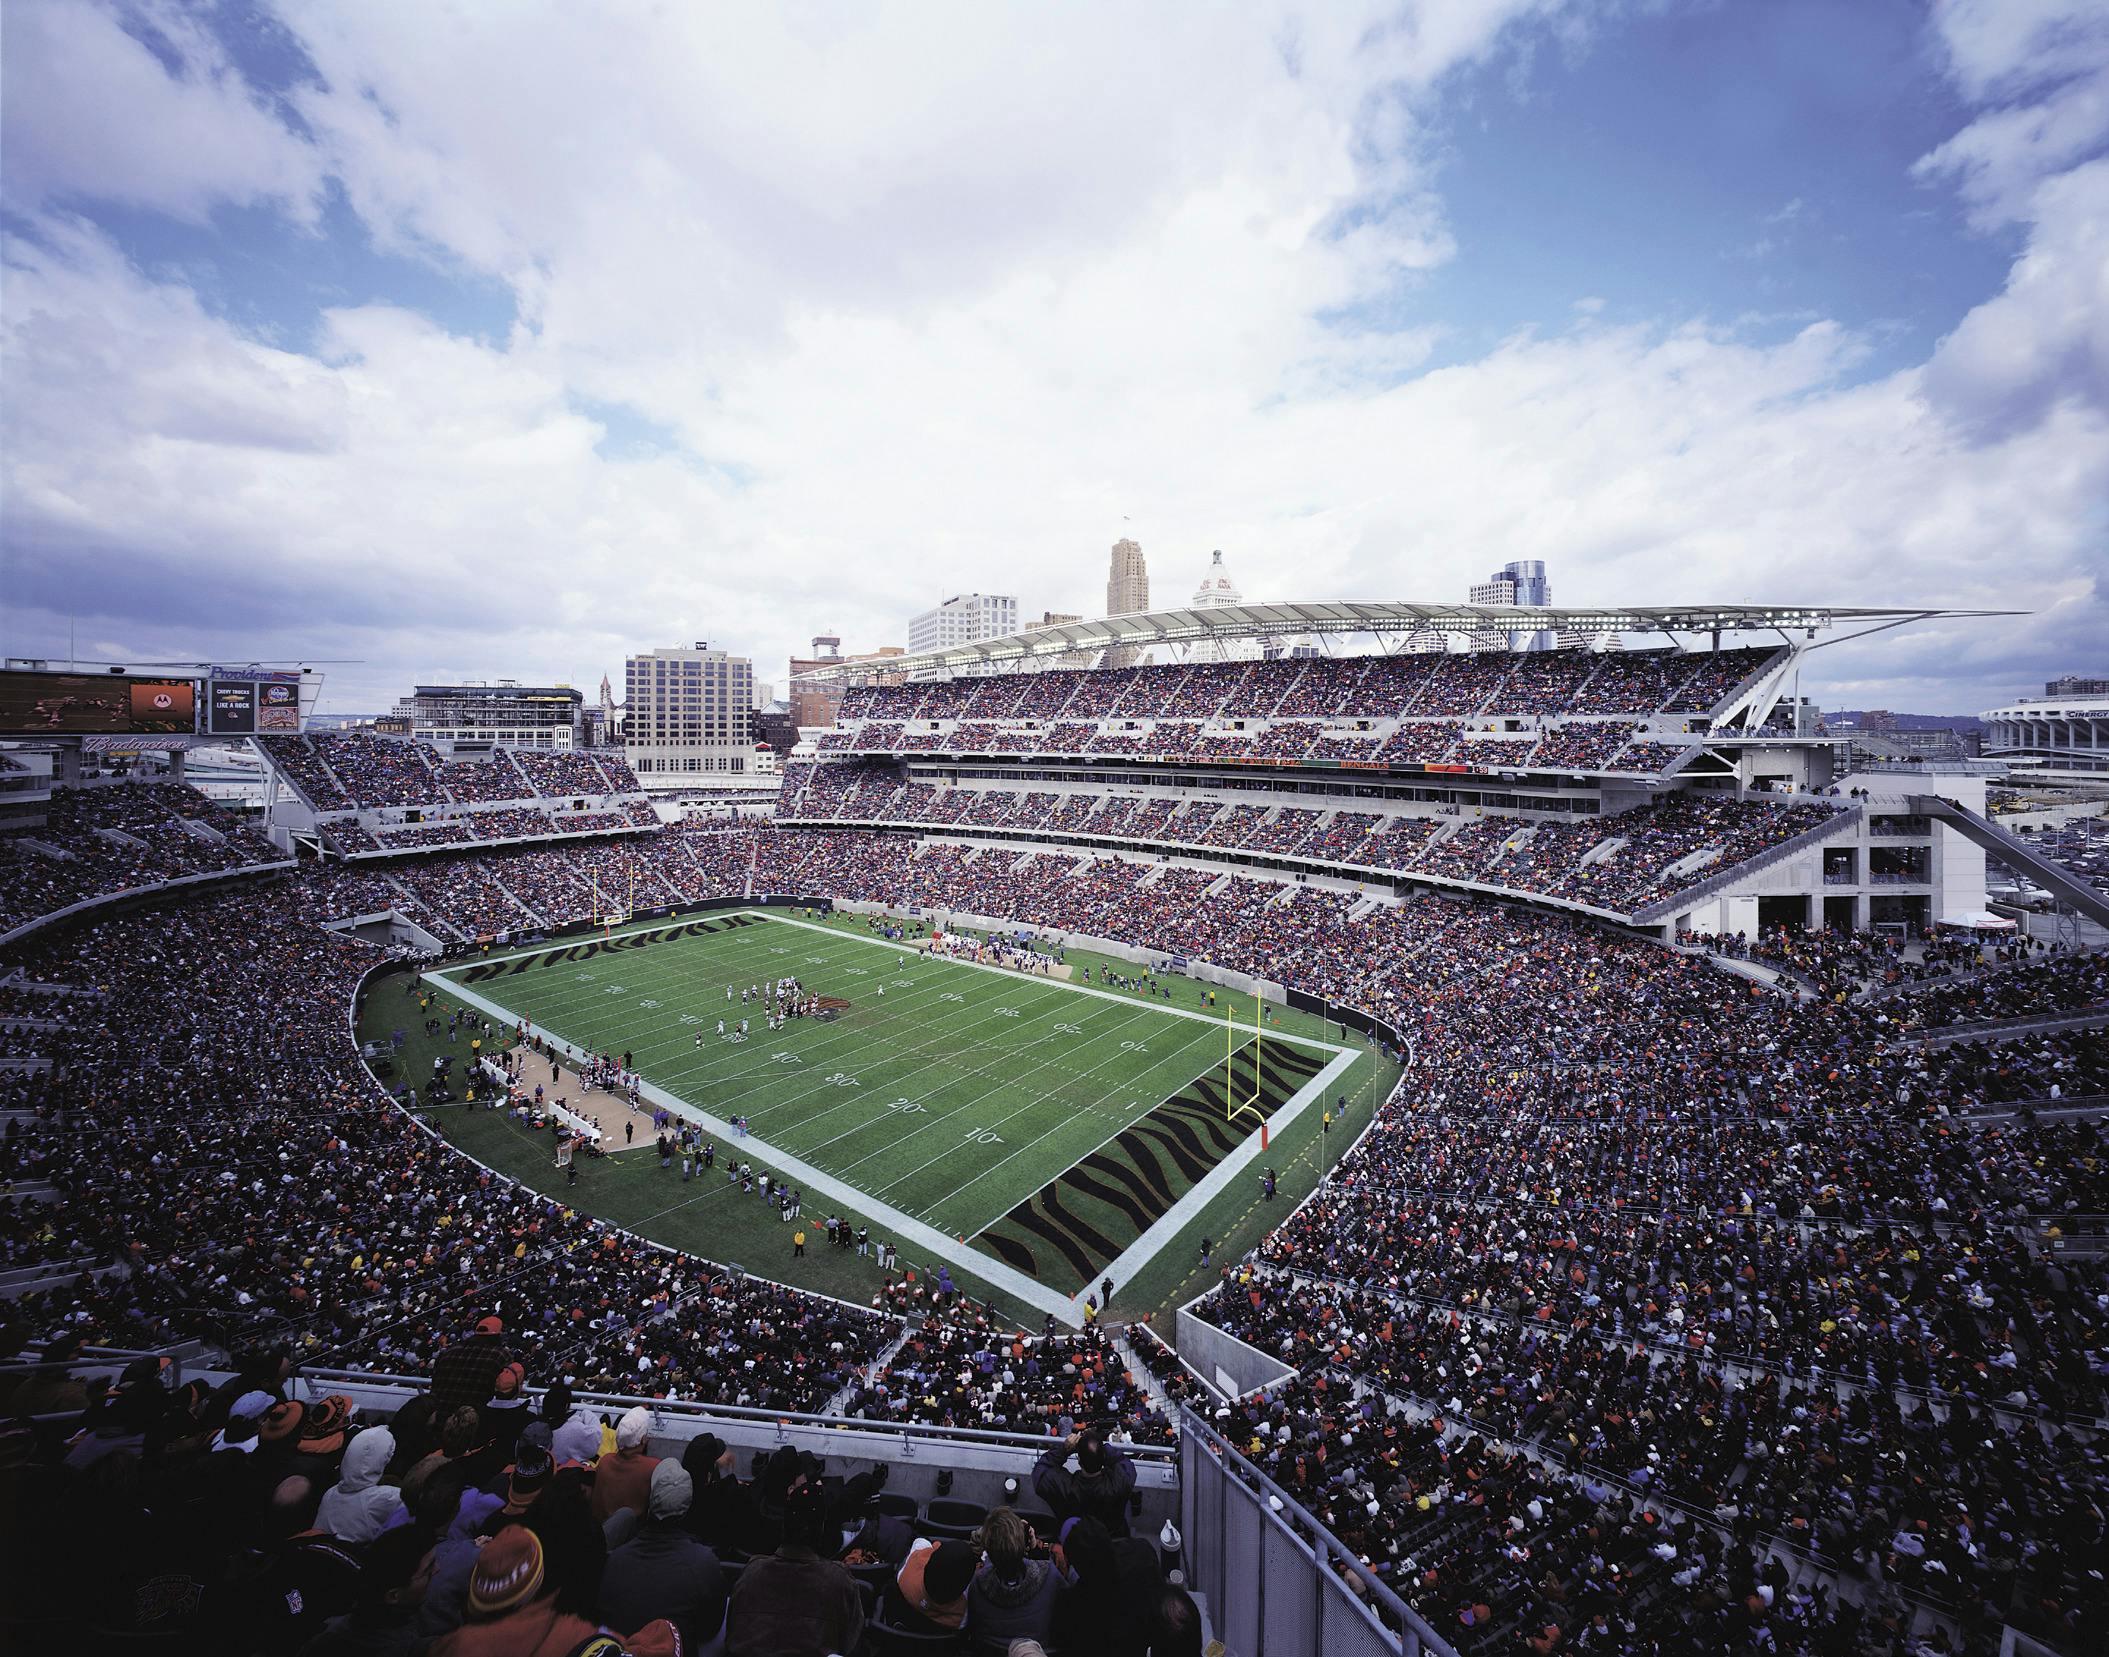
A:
1174 1303 1297 1399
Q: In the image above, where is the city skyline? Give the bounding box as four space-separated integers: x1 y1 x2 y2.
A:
4 3 2105 716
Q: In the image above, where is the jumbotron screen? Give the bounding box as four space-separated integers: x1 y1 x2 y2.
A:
205 669 302 735
0 672 196 734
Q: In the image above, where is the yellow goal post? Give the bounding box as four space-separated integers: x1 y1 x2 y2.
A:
1226 997 1266 1127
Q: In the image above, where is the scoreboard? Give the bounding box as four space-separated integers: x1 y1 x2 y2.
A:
0 672 195 734
205 669 302 735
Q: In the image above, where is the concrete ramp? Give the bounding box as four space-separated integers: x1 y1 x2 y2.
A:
1912 794 2109 930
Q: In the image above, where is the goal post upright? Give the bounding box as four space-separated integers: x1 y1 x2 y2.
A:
1225 994 1266 1130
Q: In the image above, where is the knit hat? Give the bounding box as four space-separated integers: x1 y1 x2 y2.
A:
615 1405 651 1450
299 1395 354 1456
119 1355 171 1389
259 1400 306 1445
505 1442 554 1515
468 1526 545 1616
647 1459 694 1520
923 1540 977 1605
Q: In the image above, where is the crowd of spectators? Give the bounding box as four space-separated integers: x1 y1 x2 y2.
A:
468 806 556 841
1151 882 2108 1652
256 735 356 810
375 823 475 850
788 769 1845 919
433 755 531 803
851 1296 1175 1447
255 738 644 828
824 647 1785 764
0 781 285 933
506 748 625 797
1872 953 2109 1031
308 734 443 809
3 776 2097 1653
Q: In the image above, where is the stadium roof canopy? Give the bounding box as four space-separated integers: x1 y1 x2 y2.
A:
792 600 2011 685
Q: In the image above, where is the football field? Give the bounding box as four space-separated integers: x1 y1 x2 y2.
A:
428 908 1356 1317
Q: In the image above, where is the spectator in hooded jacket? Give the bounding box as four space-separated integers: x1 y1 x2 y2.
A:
314 1426 403 1544
598 1459 726 1648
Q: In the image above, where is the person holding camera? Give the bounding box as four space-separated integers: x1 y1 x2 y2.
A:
1032 1426 1136 1538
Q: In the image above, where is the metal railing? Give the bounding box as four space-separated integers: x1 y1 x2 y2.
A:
1179 1404 1454 1657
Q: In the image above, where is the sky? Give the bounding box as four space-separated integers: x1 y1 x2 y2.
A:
2 0 2106 717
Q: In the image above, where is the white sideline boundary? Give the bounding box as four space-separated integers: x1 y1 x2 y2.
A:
429 909 1361 1328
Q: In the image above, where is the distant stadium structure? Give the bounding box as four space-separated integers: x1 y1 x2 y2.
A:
2 599 2102 1657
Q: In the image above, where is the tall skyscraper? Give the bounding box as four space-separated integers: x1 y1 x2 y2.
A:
1469 559 1554 652
623 641 755 789
1103 537 1150 667
1106 537 1149 617
907 593 1019 655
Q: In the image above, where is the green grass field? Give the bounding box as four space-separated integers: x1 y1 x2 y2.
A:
372 907 1396 1325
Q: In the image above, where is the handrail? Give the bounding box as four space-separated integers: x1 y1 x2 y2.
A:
1179 1403 1451 1656
286 1363 1179 1458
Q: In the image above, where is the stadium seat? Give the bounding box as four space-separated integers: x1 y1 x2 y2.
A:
875 1491 921 1522
925 1497 986 1529
867 1620 966 1655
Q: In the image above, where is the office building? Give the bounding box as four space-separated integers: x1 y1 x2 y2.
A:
623 642 755 788
390 682 583 749
907 592 1018 655
1106 538 1149 616
788 635 907 729
1470 559 1555 652
1103 538 1150 668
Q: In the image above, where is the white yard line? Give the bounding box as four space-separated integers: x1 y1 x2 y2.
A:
482 943 1096 1144
1092 1044 1361 1302
430 909 1368 1321
454 908 1349 1057
857 1004 1204 1204
435 967 1085 1325
760 912 1354 1055
794 999 1163 1174
929 1017 1227 1218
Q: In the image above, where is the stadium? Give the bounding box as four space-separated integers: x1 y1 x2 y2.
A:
1 598 2102 1657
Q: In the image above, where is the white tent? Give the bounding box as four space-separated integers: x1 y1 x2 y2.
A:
1937 911 2019 931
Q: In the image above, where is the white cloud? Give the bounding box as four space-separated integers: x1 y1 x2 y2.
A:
0 0 324 222
1 0 2106 716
